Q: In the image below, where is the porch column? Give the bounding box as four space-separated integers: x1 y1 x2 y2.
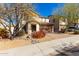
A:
28 23 32 34
36 24 40 31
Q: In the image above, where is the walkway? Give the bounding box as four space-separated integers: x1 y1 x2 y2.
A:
0 35 79 56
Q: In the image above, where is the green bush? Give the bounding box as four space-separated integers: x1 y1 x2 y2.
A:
74 29 79 34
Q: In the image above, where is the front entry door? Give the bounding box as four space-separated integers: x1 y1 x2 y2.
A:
31 24 36 32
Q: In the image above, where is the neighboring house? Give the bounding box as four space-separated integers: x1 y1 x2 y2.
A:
40 17 53 33
59 18 67 31
48 15 67 32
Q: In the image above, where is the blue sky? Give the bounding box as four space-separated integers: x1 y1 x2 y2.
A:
33 3 64 17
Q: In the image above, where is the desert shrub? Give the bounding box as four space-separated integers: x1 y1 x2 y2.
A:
32 30 46 39
0 28 8 38
16 30 26 36
60 28 66 33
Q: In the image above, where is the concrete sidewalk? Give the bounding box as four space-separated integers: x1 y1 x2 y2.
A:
0 35 79 56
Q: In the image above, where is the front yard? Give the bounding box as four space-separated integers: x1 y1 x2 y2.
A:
0 33 73 51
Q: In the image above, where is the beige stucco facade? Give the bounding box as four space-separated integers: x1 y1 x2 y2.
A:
27 21 40 34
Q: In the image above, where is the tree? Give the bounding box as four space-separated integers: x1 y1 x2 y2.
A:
0 3 34 39
53 3 79 27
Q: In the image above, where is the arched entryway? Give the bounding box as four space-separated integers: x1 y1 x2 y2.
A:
23 20 40 34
